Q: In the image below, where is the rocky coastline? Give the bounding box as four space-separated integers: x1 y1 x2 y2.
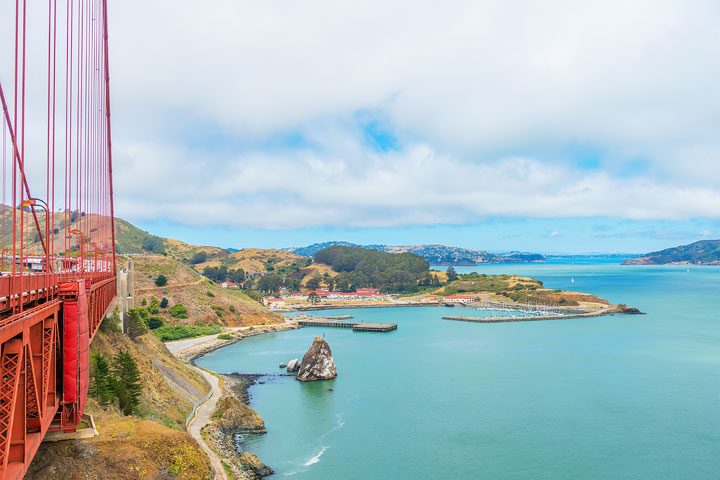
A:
175 325 298 479
204 374 275 479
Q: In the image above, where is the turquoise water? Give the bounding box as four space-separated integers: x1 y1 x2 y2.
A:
197 259 720 479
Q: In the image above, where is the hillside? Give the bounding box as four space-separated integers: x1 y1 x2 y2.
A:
291 241 546 265
623 240 720 265
29 331 213 479
437 273 610 307
130 255 282 326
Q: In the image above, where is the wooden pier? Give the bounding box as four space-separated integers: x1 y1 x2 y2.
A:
297 318 397 332
298 319 357 328
352 323 397 332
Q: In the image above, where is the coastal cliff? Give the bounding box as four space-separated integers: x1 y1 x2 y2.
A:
205 375 274 479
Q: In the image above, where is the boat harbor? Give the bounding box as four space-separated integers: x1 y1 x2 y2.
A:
443 310 608 324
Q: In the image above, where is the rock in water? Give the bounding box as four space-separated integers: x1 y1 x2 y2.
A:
296 336 337 382
279 363 287 369
286 358 300 372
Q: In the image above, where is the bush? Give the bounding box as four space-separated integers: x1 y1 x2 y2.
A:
169 304 189 319
217 333 233 340
148 296 160 314
147 316 164 330
154 274 168 287
152 324 223 342
228 305 236 313
191 251 209 264
160 297 169 309
142 235 166 254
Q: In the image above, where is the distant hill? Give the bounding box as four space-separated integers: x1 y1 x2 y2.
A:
623 240 720 265
290 241 361 257
291 241 546 265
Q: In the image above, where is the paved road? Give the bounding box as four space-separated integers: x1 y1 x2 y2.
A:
187 366 227 480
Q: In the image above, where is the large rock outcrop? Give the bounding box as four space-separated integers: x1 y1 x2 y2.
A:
296 337 337 382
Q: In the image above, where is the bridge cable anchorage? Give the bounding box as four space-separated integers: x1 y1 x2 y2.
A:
0 0 117 477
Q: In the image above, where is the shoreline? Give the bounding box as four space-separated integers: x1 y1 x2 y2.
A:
167 321 299 479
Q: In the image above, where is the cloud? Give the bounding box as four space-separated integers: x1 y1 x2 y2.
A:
5 1 720 230
115 132 720 228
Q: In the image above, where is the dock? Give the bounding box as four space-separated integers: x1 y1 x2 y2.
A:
297 318 397 332
298 319 357 328
352 323 397 332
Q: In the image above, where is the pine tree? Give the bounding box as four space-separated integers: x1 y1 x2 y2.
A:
159 297 169 309
111 350 142 416
125 308 148 339
90 353 114 407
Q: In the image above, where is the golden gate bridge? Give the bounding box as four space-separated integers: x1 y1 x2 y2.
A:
0 0 117 477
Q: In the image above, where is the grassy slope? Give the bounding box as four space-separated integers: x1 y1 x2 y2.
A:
131 255 281 327
29 331 213 479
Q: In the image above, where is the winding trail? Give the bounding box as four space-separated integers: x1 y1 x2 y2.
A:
187 366 228 480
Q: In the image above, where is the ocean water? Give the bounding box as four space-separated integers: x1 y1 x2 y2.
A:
197 259 720 479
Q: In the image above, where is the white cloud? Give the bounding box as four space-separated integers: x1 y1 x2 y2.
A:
6 1 720 229
115 134 720 228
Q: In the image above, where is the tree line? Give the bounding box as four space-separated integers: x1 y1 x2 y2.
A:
313 246 430 293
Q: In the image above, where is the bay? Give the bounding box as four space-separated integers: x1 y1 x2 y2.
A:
197 259 720 479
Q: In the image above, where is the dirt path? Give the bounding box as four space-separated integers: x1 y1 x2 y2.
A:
187 366 228 480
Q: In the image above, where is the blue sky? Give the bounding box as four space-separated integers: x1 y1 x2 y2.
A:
107 1 720 254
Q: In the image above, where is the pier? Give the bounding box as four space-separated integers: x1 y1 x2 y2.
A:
297 318 397 332
352 323 397 332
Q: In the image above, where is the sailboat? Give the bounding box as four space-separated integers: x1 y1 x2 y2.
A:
571 277 575 284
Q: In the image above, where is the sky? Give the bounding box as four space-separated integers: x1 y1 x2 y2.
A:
101 0 720 253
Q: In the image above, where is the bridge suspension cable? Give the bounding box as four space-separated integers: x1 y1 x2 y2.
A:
0 0 117 477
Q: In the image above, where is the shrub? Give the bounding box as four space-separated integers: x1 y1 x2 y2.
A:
217 333 233 340
147 316 164 330
228 305 236 313
206 291 215 298
154 274 168 287
160 297 169 309
169 304 189 319
142 235 166 254
152 324 222 342
190 251 209 264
